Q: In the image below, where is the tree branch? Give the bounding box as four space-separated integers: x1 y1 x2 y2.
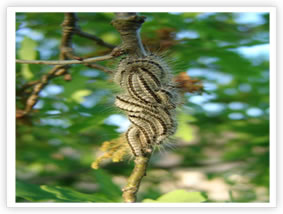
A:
57 13 78 81
111 12 150 203
66 13 116 49
17 13 79 117
60 13 77 60
22 65 66 116
16 13 125 118
122 155 151 202
111 13 147 57
16 13 118 66
85 63 114 73
16 54 115 65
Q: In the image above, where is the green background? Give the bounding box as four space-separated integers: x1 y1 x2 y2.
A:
16 12 270 203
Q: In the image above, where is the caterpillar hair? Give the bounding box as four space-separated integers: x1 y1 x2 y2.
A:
114 53 179 156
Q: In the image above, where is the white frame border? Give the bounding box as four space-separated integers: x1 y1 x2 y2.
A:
7 6 277 208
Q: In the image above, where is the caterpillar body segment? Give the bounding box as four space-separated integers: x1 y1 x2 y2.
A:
126 126 143 156
128 113 157 141
128 117 152 147
138 67 161 89
126 72 149 104
115 94 158 113
156 88 177 109
136 74 161 103
127 59 165 81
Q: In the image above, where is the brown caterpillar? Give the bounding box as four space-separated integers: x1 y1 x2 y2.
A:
114 54 178 156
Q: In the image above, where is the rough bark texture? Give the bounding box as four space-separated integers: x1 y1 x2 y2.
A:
122 156 150 203
111 13 147 57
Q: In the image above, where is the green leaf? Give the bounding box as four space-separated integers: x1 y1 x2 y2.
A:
174 113 196 142
101 32 119 44
60 72 90 99
19 37 37 60
71 89 92 103
143 190 206 203
21 64 34 80
16 180 61 202
16 180 114 202
40 185 112 202
18 37 37 80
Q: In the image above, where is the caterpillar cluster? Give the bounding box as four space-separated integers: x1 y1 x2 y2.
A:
113 54 178 156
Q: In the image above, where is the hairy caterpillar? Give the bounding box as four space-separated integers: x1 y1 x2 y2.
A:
113 54 178 156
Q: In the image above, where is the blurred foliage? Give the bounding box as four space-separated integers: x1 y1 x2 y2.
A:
142 190 207 203
16 12 270 203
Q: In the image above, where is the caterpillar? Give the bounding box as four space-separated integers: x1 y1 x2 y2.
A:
113 54 179 156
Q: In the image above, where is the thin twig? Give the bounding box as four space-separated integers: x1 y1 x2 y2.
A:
21 80 40 90
16 54 115 65
23 65 66 115
69 13 115 49
16 13 122 66
75 30 116 49
85 63 114 73
60 13 77 60
56 13 77 80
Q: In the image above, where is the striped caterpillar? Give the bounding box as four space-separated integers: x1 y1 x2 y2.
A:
113 54 178 156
